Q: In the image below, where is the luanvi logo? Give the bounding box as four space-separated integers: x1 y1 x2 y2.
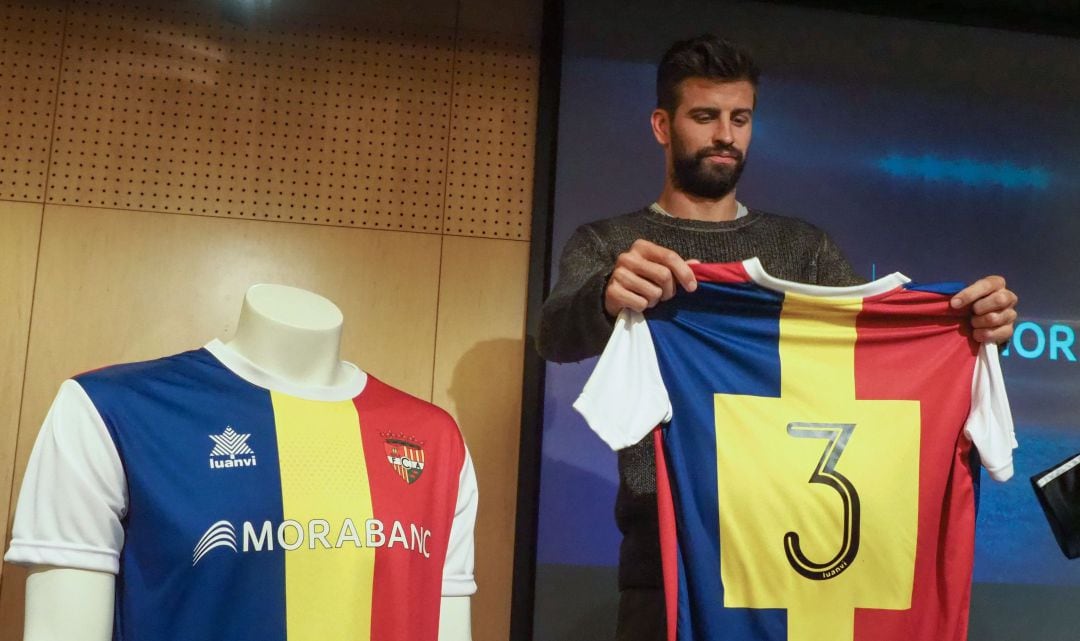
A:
209 426 257 470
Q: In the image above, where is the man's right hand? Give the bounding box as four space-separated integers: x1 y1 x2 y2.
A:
604 239 698 317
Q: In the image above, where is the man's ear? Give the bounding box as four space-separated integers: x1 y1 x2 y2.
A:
651 108 671 146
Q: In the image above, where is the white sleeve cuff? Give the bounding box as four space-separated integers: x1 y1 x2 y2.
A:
4 539 119 574
983 461 1015 483
440 574 478 597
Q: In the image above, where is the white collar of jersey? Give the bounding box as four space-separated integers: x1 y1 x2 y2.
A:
204 339 367 402
742 256 910 298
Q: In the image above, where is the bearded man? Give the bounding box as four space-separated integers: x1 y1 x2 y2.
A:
536 33 1018 641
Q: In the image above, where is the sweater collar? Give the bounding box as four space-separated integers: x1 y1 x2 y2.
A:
649 201 748 220
642 203 760 231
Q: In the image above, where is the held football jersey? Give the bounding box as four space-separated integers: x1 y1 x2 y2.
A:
575 258 1016 641
6 340 477 641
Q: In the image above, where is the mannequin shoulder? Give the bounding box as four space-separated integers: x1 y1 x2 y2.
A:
358 376 462 433
74 347 212 390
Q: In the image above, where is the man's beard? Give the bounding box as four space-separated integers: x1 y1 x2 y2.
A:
670 135 747 200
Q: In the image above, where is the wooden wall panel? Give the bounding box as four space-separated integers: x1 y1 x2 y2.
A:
432 235 530 641
444 34 539 240
45 3 455 232
264 0 457 33
0 2 65 202
0 203 42 581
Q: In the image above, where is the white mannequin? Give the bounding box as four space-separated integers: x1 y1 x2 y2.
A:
24 284 472 641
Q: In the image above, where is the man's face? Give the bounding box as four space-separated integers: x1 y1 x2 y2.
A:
660 78 755 199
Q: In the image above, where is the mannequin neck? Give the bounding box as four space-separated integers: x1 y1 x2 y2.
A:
225 284 350 388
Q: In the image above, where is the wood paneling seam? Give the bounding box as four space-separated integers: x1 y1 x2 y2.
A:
427 0 463 402
39 4 69 201
0 207 47 601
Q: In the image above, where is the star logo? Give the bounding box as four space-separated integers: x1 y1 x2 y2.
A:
209 426 257 470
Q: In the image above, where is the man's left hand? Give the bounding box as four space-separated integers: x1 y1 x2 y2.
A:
950 275 1018 344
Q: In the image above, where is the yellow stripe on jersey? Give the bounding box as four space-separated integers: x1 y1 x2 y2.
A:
714 293 920 641
271 393 375 641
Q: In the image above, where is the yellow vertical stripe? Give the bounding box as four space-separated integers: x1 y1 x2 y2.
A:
777 293 860 401
272 392 374 641
778 295 861 641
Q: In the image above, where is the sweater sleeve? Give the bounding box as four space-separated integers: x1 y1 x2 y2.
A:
537 224 619 363
812 229 865 286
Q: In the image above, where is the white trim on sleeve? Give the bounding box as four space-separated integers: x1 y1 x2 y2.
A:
963 343 1018 481
573 310 672 451
4 380 127 573
1035 453 1080 488
442 445 478 596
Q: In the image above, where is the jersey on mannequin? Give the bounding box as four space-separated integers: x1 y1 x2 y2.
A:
12 284 475 641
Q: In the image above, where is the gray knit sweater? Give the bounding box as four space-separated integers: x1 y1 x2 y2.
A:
537 205 863 590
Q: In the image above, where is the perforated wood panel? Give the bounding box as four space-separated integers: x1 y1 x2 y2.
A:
444 33 538 239
0 2 65 203
46 2 455 232
265 0 458 34
460 0 542 46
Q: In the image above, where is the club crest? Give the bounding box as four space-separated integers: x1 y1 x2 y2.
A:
383 434 426 484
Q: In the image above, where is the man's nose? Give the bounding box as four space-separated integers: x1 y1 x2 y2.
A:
713 119 735 146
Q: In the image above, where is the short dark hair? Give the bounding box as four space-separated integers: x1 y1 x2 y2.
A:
656 35 760 112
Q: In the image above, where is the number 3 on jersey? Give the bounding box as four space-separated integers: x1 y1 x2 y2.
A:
784 422 861 582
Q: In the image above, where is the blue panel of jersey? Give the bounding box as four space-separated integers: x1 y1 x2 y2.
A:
77 349 285 641
904 281 966 296
646 281 787 641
